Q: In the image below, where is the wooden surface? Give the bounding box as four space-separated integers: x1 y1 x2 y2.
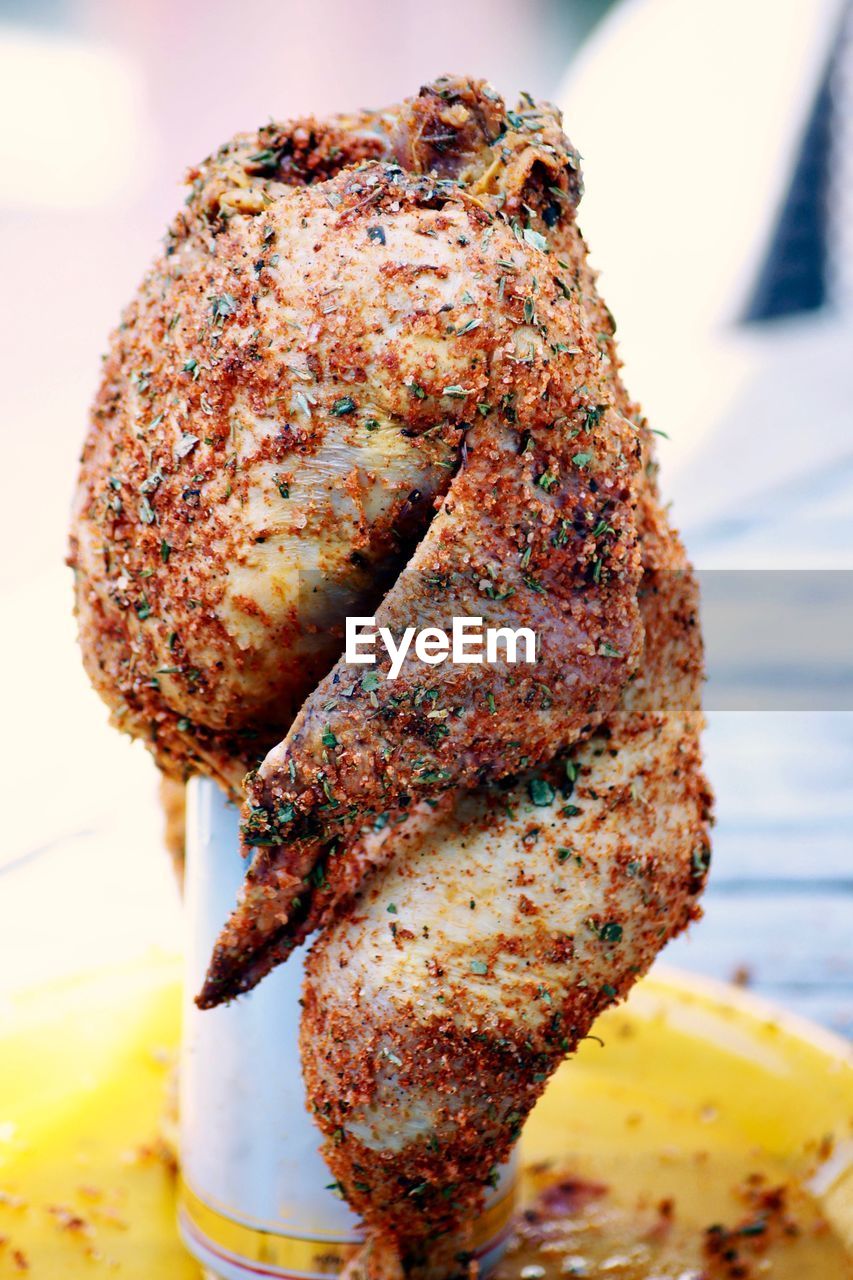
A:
663 318 853 1040
662 712 853 1037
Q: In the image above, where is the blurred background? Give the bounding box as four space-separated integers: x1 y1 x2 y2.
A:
0 0 851 1034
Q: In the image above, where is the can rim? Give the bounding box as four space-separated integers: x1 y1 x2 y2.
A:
177 1173 518 1277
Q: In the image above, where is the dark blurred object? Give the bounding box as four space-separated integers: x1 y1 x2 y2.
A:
745 0 851 319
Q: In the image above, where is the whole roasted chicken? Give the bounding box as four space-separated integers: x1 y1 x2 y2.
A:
70 76 710 1280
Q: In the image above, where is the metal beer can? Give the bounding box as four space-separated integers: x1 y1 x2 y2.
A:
178 776 518 1280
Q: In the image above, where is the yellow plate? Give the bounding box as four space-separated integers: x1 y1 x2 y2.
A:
0 956 850 1276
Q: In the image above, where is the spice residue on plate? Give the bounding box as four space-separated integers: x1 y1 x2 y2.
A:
494 1158 850 1279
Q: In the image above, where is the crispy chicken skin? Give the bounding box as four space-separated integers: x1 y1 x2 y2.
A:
196 87 645 1006
68 74 645 1003
70 75 710 1276
68 74 648 1002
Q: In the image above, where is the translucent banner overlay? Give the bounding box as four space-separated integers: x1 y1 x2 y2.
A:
698 570 853 710
295 569 853 712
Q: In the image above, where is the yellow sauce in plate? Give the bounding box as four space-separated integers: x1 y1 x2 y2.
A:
506 973 853 1278
0 959 849 1277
